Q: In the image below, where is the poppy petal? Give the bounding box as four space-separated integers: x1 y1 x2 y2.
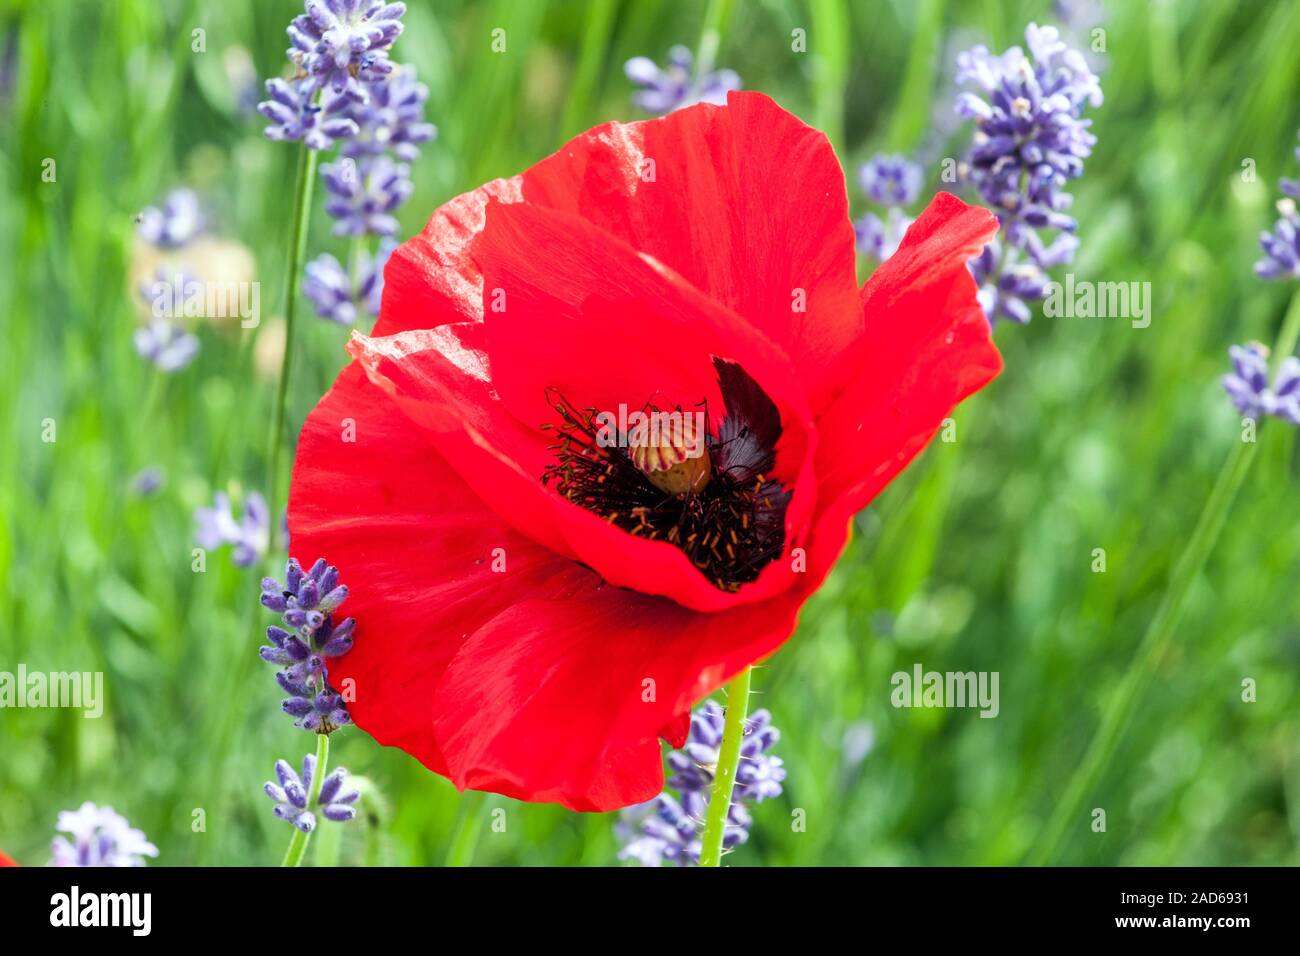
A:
520 90 862 408
808 192 1001 582
373 176 523 337
346 202 822 613
373 93 861 409
288 363 590 774
431 586 802 811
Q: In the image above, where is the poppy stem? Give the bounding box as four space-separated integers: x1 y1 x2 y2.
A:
282 731 330 867
698 665 752 867
267 143 318 521
1027 287 1300 865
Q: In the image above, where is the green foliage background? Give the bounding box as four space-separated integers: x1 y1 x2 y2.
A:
2 0 1298 866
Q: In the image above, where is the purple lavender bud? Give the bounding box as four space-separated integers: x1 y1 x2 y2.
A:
955 23 1102 325
135 188 203 248
618 700 783 866
321 155 412 237
276 671 307 696
968 240 1047 326
283 697 315 719
264 754 359 830
321 637 354 660
133 318 199 372
344 65 435 162
859 154 923 206
302 253 359 325
129 465 165 497
317 769 346 805
274 759 294 786
298 578 321 608
305 239 395 325
259 78 360 151
288 0 407 103
625 44 740 115
49 802 159 867
261 591 288 613
260 646 292 666
855 207 915 263
318 585 349 612
261 556 357 730
194 490 269 565
1221 343 1300 425
286 558 305 592
1256 199 1300 280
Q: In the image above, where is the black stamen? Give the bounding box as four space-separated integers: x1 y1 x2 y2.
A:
540 361 789 592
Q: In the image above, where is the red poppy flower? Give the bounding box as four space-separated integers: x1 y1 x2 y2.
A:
0 848 16 866
289 91 999 812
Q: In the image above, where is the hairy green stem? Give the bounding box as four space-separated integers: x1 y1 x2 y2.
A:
1028 287 1300 864
699 666 752 867
282 731 330 867
267 144 318 518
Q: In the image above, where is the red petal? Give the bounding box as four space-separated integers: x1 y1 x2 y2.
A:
521 91 862 407
373 176 522 337
374 92 861 410
347 200 822 613
431 586 802 811
288 363 590 774
808 192 1001 582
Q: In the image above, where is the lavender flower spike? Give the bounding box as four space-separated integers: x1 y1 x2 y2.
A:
344 65 436 162
264 753 360 833
859 154 923 207
955 22 1102 324
303 239 394 324
321 155 412 237
135 188 203 248
133 318 200 372
856 207 915 263
968 239 1049 326
261 557 357 731
288 0 406 102
50 802 159 867
259 78 360 151
195 491 270 567
1257 198 1300 281
1220 343 1300 425
618 700 784 866
625 45 740 115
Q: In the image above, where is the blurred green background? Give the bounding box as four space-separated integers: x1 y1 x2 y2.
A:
3 0 1299 866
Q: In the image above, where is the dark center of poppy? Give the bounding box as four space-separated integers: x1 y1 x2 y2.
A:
541 359 790 592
